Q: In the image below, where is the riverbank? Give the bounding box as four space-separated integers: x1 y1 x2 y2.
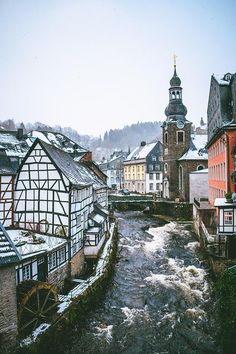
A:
16 221 119 354
55 211 222 354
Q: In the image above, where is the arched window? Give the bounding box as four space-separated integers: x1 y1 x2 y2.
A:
176 91 180 99
164 163 168 173
179 165 183 192
172 91 175 99
197 165 204 171
164 132 168 144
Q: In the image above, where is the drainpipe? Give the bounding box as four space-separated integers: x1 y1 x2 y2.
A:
225 133 230 192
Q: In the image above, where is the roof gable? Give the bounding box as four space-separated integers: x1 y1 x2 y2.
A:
28 130 88 156
17 138 92 189
0 223 21 267
125 141 160 161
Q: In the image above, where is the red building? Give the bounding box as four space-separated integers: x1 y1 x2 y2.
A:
206 72 236 258
207 126 236 205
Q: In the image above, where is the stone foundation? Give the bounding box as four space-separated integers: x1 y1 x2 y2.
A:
47 262 70 290
70 249 85 277
0 266 18 354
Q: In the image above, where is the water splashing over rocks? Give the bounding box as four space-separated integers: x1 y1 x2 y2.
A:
65 211 222 354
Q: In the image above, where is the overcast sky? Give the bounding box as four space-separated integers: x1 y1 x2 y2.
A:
0 0 236 136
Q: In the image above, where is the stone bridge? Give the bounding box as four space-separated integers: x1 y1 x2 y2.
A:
108 195 193 220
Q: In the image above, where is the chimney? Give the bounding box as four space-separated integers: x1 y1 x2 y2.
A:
140 141 146 147
17 128 23 140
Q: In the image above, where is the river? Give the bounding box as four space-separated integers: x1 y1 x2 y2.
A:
65 211 222 354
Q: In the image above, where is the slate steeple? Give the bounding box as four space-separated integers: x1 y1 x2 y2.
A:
164 59 187 121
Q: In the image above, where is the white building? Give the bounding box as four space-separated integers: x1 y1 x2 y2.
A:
189 168 208 203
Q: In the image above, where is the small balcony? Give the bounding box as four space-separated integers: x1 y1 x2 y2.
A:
84 227 105 258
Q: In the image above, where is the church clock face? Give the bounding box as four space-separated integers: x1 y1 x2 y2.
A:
177 120 185 129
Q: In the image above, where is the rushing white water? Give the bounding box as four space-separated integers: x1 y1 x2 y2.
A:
64 212 221 354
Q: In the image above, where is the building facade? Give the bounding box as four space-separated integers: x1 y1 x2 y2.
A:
205 73 236 257
124 141 163 194
99 151 128 189
0 133 110 341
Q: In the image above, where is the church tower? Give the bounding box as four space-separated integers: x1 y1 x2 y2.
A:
162 60 192 200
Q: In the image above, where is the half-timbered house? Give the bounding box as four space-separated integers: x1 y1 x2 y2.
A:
27 130 92 161
13 138 108 281
14 138 94 280
0 147 15 227
0 132 110 340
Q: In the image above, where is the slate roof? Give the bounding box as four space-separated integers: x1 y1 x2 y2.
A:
39 140 92 188
178 134 208 161
0 131 28 158
125 142 157 161
89 211 105 225
213 74 230 86
0 147 15 175
95 203 109 216
0 223 21 267
28 130 88 157
78 162 107 190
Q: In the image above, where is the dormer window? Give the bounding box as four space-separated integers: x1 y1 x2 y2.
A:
224 73 232 81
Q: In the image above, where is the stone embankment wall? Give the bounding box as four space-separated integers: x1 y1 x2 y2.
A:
17 222 119 354
0 266 18 354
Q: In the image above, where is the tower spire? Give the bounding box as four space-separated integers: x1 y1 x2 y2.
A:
164 57 187 120
173 54 177 75
173 53 177 66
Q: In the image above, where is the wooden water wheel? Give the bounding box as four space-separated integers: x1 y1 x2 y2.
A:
17 280 59 337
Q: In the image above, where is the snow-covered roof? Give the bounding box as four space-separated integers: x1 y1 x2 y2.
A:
6 229 67 258
77 162 107 190
125 142 157 161
95 203 109 216
214 198 236 207
89 212 105 225
179 134 208 161
85 227 100 234
0 224 21 267
190 168 208 174
213 74 230 86
0 131 29 158
38 140 91 188
32 139 106 190
0 148 15 175
28 131 87 157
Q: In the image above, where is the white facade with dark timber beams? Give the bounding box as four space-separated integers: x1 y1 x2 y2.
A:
0 147 16 227
0 133 110 340
12 138 108 279
14 138 93 242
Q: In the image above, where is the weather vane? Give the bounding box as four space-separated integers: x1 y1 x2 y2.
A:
173 53 177 66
